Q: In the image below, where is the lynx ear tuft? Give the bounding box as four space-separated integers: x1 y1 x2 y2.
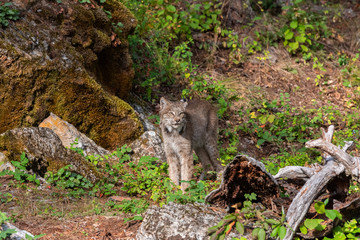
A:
160 97 168 110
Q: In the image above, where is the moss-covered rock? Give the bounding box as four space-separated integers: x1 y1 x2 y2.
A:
0 0 142 149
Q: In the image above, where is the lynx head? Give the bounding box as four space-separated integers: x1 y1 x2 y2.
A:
159 97 188 133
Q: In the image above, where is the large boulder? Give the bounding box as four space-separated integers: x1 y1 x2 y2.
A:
0 0 142 149
0 127 100 182
136 202 234 240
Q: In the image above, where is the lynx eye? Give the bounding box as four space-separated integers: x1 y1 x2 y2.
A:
167 112 175 116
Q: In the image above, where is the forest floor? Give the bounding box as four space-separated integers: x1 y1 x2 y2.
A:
2 2 360 240
1 175 141 239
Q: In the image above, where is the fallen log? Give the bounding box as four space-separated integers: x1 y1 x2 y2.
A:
284 125 359 239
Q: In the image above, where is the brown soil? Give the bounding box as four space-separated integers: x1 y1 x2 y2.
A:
0 176 140 239
14 216 140 240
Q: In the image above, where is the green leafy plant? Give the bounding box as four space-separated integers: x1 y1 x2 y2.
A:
148 115 160 125
219 125 241 165
0 153 40 186
208 193 288 240
25 233 46 240
312 57 326 71
69 138 114 167
107 198 149 222
0 211 44 239
340 52 360 88
0 212 16 239
172 41 194 76
121 155 169 198
324 219 360 240
246 39 262 54
220 28 243 64
338 54 349 66
0 191 13 204
238 92 319 147
0 2 19 27
164 180 219 204
45 165 93 197
299 199 342 235
237 92 360 149
122 0 224 101
182 74 235 118
153 0 222 41
280 0 330 55
112 22 124 34
117 146 218 205
264 151 321 175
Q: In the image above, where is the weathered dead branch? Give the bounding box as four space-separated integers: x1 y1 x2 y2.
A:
284 125 358 239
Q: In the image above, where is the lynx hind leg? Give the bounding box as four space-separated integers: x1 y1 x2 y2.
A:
166 149 180 186
206 109 223 172
205 136 223 172
195 147 213 180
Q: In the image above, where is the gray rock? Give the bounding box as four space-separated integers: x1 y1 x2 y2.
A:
136 202 225 240
0 152 15 172
1 222 34 240
0 127 100 182
129 130 166 162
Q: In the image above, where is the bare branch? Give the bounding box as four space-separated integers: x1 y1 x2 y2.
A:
306 139 356 173
284 125 349 239
274 166 316 180
284 161 345 240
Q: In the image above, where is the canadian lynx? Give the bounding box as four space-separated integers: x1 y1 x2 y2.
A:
159 97 223 192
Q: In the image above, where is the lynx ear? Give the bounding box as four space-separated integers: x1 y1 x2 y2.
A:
180 98 188 108
160 97 168 110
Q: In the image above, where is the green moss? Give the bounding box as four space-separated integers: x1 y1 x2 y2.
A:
101 0 137 38
73 4 96 25
94 29 111 51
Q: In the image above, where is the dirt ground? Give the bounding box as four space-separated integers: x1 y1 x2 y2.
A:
14 215 140 240
0 175 141 239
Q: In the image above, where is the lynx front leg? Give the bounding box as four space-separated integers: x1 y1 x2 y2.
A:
165 148 180 186
179 150 194 192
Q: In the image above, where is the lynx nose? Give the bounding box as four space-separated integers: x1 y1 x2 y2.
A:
175 118 181 123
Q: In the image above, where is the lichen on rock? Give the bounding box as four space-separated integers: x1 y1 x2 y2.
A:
137 202 229 240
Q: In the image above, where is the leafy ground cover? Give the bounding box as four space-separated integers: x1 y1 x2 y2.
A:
2 0 360 239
